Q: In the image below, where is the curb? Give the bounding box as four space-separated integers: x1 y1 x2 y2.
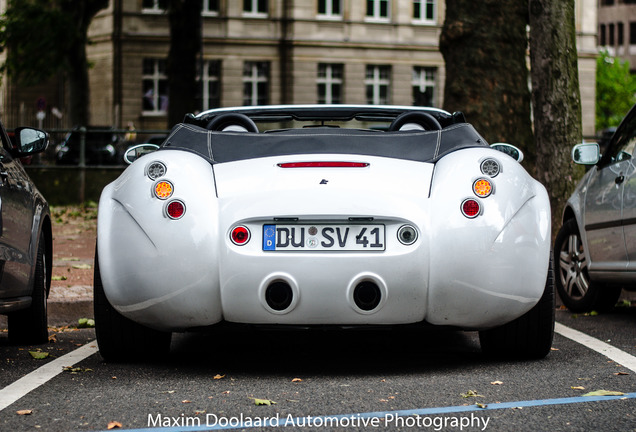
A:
0 285 93 329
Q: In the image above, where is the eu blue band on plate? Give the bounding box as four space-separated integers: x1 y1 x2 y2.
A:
263 225 276 251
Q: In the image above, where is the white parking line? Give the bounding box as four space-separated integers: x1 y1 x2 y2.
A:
555 322 636 373
0 340 98 412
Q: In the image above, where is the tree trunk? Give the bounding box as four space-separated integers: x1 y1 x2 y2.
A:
61 0 109 126
167 0 202 128
529 0 583 235
439 0 534 168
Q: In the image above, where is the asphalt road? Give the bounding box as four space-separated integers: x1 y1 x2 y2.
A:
1 305 635 432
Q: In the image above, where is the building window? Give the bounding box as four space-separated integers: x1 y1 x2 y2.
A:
600 0 614 5
600 24 607 46
142 0 167 12
318 0 342 19
317 64 343 104
609 23 615 46
202 0 219 15
366 0 390 22
413 0 435 24
197 61 221 112
365 65 391 105
243 0 268 17
630 22 636 45
243 61 269 106
618 22 625 46
412 67 436 107
142 59 168 114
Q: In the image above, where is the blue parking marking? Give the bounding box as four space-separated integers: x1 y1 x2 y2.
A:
98 392 636 432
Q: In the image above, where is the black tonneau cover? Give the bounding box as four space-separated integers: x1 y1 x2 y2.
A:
160 123 488 164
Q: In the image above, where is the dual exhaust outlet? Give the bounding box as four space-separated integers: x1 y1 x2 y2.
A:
265 279 383 313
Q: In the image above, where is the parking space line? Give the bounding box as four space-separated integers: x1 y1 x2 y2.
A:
555 322 636 373
0 339 98 412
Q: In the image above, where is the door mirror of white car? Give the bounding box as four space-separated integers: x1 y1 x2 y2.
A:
490 143 524 163
124 144 160 164
572 143 600 165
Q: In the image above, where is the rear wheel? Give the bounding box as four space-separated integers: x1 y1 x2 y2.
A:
8 233 49 344
554 219 621 312
479 256 555 359
94 249 171 362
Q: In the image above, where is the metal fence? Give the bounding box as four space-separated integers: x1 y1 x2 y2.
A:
18 128 171 205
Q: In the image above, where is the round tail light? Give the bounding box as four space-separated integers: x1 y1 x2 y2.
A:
461 199 481 218
166 200 185 219
231 226 251 245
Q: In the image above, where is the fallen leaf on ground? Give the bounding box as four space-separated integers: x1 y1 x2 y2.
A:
571 386 585 390
490 381 503 385
252 398 277 406
582 390 625 397
291 378 302 382
16 410 33 415
29 351 49 360
614 372 629 376
476 402 488 409
107 421 123 429
461 390 484 398
213 374 225 380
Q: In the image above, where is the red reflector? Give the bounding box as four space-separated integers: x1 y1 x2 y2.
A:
278 162 369 168
461 199 481 218
231 226 251 245
166 200 185 219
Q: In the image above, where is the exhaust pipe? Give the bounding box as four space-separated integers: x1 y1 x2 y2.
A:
265 280 294 311
353 281 382 311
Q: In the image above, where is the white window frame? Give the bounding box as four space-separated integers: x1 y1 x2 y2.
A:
243 0 268 18
317 0 342 20
142 59 168 116
365 65 391 105
202 0 219 17
198 60 221 111
413 0 436 25
243 61 269 106
366 0 391 23
317 63 343 104
142 0 166 14
412 66 436 106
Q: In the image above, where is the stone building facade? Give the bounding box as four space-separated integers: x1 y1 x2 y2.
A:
1 0 598 136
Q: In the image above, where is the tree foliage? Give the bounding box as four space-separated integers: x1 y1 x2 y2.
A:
596 50 636 131
0 0 108 125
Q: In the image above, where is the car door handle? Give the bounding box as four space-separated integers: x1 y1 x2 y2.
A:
616 175 625 184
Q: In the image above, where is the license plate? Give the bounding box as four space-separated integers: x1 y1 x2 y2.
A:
263 224 385 251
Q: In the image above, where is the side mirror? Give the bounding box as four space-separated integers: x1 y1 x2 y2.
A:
572 143 600 165
124 144 160 164
12 127 48 157
490 143 524 163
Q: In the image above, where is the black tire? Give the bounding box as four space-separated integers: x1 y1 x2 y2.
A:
8 233 49 344
554 219 622 313
479 255 555 360
94 248 171 362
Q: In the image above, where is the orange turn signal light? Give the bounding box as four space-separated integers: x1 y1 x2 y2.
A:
473 178 493 198
154 180 174 200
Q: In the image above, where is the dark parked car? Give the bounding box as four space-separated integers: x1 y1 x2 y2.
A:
556 104 636 312
55 126 124 165
0 122 52 344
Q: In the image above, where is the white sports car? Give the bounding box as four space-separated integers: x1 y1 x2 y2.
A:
94 105 554 361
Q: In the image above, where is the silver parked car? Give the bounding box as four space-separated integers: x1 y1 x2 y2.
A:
555 104 636 312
